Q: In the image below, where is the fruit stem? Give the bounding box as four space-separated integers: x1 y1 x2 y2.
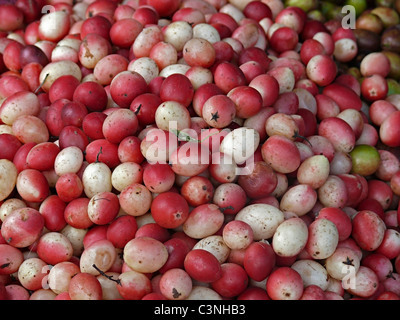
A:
386 270 396 280
293 131 312 147
92 264 121 285
219 206 234 213
96 147 103 163
134 104 141 115
34 73 49 94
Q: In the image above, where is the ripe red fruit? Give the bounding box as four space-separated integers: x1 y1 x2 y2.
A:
352 210 386 252
0 4 24 32
380 110 400 147
2 206 43 249
211 263 248 298
238 161 278 199
184 249 222 283
213 61 247 94
0 133 22 161
16 168 50 203
244 241 276 281
68 272 103 300
85 139 120 169
102 109 139 144
322 83 362 111
55 173 84 203
159 73 194 107
80 15 112 41
146 0 181 17
49 75 80 103
159 238 190 274
150 192 190 229
243 1 273 21
73 81 108 112
306 54 337 87
361 74 388 101
266 267 304 300
300 39 325 65
269 27 299 53
109 71 148 108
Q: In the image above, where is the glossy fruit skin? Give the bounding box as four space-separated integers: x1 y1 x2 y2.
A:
306 54 337 87
0 244 24 275
380 110 400 147
261 136 301 174
143 163 175 194
102 108 139 144
182 203 224 240
305 218 339 260
55 172 84 203
39 195 67 232
272 217 308 258
180 176 214 207
159 268 193 300
1 207 44 248
243 241 275 282
68 272 103 300
238 161 278 199
123 237 168 274
16 169 50 203
361 74 388 102
211 263 249 298
150 191 188 226
159 238 190 274
0 133 22 161
352 210 386 252
183 249 222 283
350 144 381 176
266 267 304 300
73 81 108 112
36 232 74 265
269 26 299 53
110 71 148 109
160 73 194 107
318 117 356 154
322 83 362 111
316 207 352 242
202 94 236 128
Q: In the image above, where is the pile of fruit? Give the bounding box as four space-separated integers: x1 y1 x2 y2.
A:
1 0 400 300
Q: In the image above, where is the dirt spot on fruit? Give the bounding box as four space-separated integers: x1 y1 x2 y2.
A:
172 288 181 299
